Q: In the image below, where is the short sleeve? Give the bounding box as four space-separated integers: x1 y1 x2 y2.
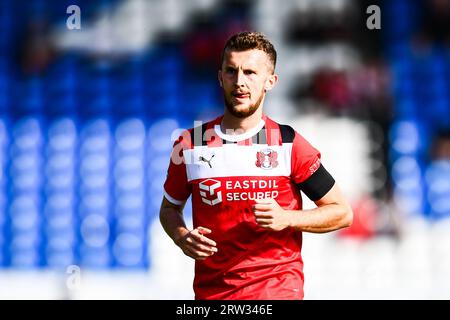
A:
291 131 335 201
163 133 192 205
291 132 322 184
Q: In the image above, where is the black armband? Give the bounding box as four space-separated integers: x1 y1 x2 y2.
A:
297 164 335 201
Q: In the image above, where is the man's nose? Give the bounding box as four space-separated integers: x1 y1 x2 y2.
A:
235 70 245 87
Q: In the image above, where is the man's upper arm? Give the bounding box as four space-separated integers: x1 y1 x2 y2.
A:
161 195 186 212
313 183 346 207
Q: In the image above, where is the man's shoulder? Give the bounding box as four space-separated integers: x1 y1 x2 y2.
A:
264 116 296 143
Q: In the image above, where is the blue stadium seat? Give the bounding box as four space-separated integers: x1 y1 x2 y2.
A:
79 214 112 268
78 118 113 268
44 118 78 268
149 173 166 216
389 119 430 161
391 58 413 80
113 118 148 267
9 199 42 268
79 247 112 269
148 118 181 154
427 98 450 129
46 58 79 117
147 118 181 218
0 118 8 266
7 117 44 267
425 161 450 220
393 98 417 118
0 65 11 114
392 157 426 217
386 41 412 61
79 70 113 118
113 232 146 268
17 77 45 116
391 156 424 187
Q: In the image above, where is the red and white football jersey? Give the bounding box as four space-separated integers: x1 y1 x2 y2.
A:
163 114 327 300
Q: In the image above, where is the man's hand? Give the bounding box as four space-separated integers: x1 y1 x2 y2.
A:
174 226 218 260
253 198 292 231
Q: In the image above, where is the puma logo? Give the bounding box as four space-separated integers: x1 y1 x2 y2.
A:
199 154 215 168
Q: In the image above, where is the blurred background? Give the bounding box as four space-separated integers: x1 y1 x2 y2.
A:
0 0 449 299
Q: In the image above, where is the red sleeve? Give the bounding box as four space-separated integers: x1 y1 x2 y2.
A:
163 131 192 205
291 131 322 184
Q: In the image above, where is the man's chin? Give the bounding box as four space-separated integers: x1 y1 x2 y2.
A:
232 104 251 113
228 105 257 118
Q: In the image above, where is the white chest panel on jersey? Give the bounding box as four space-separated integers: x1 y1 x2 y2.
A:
183 143 293 182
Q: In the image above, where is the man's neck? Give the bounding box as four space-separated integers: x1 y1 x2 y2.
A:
221 108 264 135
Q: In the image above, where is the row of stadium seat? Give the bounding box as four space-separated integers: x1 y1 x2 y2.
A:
0 116 189 268
386 0 450 220
0 56 219 120
390 53 450 130
389 85 450 219
390 155 450 219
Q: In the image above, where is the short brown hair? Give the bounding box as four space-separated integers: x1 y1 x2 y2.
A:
221 31 277 71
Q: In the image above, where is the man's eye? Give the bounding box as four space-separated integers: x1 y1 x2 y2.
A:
244 70 255 75
226 68 236 74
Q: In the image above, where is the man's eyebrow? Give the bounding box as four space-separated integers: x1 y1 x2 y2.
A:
224 65 258 71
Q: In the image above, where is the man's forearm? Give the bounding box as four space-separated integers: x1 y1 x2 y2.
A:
159 207 189 244
286 203 352 233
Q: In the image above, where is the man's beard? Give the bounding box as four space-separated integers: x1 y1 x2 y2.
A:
224 91 265 119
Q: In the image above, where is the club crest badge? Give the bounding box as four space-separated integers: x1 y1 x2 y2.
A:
255 149 278 170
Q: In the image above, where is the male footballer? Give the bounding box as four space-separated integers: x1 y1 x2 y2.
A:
160 31 353 300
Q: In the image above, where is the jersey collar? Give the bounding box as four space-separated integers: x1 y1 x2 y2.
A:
214 116 266 143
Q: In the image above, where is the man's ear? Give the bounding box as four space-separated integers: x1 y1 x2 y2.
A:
218 70 223 88
264 73 278 92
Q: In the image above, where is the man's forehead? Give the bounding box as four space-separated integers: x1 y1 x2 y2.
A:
223 49 271 67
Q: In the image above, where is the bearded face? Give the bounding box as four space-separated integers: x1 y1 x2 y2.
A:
219 49 277 119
